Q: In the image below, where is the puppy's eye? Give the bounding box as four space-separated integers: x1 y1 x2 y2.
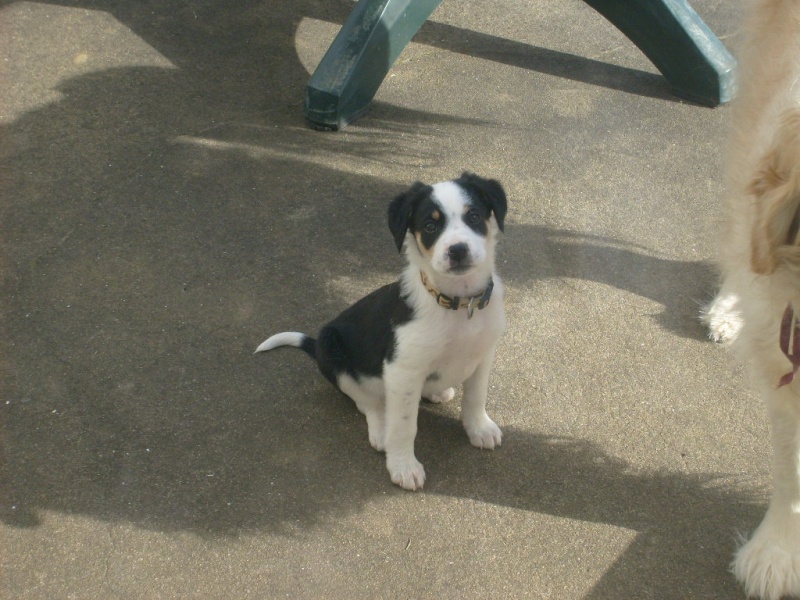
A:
466 210 481 224
424 222 438 233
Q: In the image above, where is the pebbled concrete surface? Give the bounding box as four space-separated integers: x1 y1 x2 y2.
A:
1 1 764 598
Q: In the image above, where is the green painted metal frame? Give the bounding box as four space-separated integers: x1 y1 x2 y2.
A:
304 0 736 130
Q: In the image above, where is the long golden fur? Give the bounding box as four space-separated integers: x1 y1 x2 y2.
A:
704 1 800 598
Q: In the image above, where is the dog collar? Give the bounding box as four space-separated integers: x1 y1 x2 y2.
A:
420 271 493 319
779 303 800 387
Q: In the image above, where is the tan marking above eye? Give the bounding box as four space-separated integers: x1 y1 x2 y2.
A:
431 210 441 220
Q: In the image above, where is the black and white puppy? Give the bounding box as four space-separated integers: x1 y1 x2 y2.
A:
256 172 507 490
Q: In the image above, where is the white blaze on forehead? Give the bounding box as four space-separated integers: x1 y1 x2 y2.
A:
431 181 470 216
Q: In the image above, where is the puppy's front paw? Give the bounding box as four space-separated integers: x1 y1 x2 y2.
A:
464 416 502 449
734 517 800 600
387 455 426 491
428 387 455 404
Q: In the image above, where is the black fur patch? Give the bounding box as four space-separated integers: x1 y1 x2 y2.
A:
315 282 413 383
462 204 489 237
411 196 447 250
388 182 434 252
455 172 507 232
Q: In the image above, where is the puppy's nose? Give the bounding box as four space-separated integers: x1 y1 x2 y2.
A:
447 243 469 263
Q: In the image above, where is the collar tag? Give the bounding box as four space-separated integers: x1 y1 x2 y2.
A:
466 297 475 319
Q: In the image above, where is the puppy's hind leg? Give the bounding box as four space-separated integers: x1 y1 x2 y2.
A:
337 374 386 452
427 387 455 404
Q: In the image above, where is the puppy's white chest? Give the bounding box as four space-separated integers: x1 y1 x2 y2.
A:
430 345 486 387
423 312 503 387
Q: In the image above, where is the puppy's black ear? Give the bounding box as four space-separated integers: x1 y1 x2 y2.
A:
458 172 508 232
388 181 432 252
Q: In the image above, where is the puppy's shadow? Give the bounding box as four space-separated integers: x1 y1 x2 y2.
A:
505 225 717 340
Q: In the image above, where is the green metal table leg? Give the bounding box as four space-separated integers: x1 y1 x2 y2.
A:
304 0 442 130
303 0 736 130
583 0 736 106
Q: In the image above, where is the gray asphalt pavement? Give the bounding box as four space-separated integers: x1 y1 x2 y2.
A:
2 1 764 598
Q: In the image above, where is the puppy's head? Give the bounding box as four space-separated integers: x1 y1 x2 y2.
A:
750 110 800 277
388 172 507 275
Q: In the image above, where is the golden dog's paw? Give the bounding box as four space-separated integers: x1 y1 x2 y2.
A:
734 520 800 600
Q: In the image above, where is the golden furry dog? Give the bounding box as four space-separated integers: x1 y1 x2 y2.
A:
703 1 800 597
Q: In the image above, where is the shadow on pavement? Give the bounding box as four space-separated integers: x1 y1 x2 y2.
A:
505 226 718 340
2 1 754 598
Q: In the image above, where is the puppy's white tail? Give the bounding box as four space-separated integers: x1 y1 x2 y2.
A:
255 331 316 358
